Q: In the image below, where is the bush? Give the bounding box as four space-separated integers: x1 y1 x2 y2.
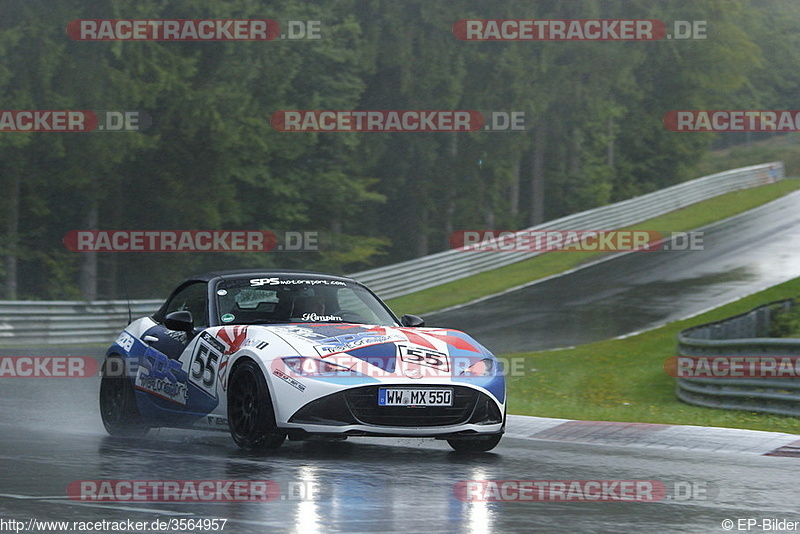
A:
768 298 800 337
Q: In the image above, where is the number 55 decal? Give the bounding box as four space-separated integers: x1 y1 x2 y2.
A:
191 332 225 398
398 345 449 371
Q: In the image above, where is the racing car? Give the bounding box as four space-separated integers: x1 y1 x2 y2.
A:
99 270 505 452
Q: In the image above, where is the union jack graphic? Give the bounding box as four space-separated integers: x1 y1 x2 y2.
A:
215 326 248 390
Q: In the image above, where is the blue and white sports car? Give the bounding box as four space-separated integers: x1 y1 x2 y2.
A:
100 270 505 452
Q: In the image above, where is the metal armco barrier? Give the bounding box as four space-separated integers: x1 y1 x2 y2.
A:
351 162 783 299
676 299 800 417
0 300 161 345
0 162 785 346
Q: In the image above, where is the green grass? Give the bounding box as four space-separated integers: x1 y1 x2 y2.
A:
694 133 800 178
387 179 800 316
506 277 800 434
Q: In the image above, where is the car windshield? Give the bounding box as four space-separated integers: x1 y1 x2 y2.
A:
214 276 398 327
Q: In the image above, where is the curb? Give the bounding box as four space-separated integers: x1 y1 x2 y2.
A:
506 414 800 457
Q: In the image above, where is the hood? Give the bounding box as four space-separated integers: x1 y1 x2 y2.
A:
260 322 496 380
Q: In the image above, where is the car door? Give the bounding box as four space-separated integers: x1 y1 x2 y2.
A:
144 281 209 360
135 281 221 421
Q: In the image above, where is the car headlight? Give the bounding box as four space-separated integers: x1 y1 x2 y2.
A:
282 357 354 376
460 358 496 377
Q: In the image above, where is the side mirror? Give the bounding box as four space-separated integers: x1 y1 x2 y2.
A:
401 314 425 327
165 310 194 332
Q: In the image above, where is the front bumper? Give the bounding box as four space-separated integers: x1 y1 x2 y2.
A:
284 384 504 438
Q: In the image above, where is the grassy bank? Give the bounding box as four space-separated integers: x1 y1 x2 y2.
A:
505 277 800 434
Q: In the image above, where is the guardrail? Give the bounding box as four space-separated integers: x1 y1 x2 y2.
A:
0 162 785 346
676 299 800 417
351 161 784 299
0 300 162 345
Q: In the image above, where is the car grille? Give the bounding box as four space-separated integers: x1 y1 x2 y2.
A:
289 385 502 428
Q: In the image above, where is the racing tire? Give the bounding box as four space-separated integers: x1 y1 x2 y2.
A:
227 359 286 450
99 355 149 437
446 433 502 452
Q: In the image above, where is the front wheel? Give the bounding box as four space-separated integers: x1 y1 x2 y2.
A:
227 360 286 450
99 355 148 437
447 433 502 452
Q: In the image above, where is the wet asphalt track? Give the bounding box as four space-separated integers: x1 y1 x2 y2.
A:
2 193 800 533
427 190 800 354
0 368 797 534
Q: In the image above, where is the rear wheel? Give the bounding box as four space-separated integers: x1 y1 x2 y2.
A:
227 360 286 450
99 355 148 437
447 433 502 452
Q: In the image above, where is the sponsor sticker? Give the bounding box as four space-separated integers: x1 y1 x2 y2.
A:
134 349 189 405
115 332 135 353
301 313 342 322
250 278 346 287
271 325 329 340
314 332 402 356
273 369 306 392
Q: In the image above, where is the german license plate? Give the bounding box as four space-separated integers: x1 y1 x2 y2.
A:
378 388 452 406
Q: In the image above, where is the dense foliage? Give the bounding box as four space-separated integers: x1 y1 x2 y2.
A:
0 0 794 299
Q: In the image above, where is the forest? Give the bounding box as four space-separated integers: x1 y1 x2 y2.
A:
1 0 798 300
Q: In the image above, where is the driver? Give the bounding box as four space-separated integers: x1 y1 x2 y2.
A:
292 294 326 318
